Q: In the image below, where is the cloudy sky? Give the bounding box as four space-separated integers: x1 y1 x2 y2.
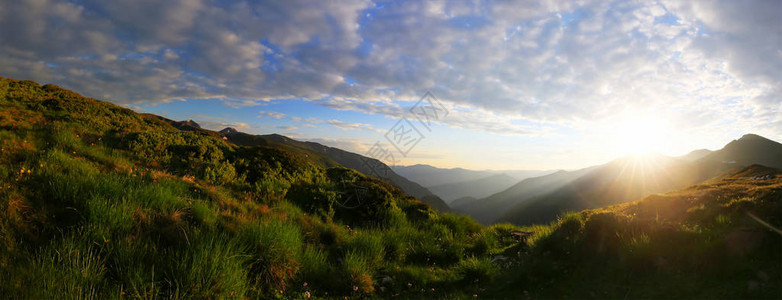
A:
1 0 780 170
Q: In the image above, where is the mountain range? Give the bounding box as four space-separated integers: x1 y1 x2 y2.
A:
391 164 553 202
428 173 519 202
169 117 782 228
454 133 782 225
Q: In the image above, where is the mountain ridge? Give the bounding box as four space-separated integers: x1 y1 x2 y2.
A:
216 128 451 212
458 133 782 225
428 173 519 202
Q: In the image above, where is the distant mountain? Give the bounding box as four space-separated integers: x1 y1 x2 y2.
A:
500 169 560 181
493 133 782 225
453 167 596 224
392 164 552 187
174 119 202 131
391 164 497 187
679 148 712 161
497 154 708 225
699 134 782 169
450 196 477 208
219 127 238 134
428 173 519 202
219 130 451 212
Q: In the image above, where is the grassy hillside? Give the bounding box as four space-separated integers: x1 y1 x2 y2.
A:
487 164 782 299
0 77 779 299
0 77 511 298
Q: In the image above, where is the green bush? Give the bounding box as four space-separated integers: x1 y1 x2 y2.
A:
454 257 498 285
341 250 374 294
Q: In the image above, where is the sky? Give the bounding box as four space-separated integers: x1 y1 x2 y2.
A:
1 0 780 170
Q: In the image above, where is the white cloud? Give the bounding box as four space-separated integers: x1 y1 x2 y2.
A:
259 110 285 119
306 137 369 154
0 0 779 138
327 119 376 131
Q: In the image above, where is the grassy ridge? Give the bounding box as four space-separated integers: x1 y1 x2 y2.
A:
0 77 779 299
0 78 514 298
490 164 782 299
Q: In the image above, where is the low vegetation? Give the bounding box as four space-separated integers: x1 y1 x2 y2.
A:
490 164 782 299
0 77 779 299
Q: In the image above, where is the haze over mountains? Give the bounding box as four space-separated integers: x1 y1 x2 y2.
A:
453 134 782 225
166 114 782 228
428 173 519 203
391 164 553 202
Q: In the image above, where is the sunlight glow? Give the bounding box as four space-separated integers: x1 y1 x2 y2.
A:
613 113 674 156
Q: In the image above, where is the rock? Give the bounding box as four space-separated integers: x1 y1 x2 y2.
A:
220 127 238 134
749 174 776 180
491 255 508 263
511 231 533 241
178 119 201 128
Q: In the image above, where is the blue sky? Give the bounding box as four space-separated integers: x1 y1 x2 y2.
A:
1 0 780 170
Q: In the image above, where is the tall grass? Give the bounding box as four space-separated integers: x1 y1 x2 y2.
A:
344 229 385 268
237 218 304 294
12 233 107 299
342 250 374 294
158 233 249 298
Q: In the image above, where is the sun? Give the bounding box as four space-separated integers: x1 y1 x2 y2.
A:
612 113 671 156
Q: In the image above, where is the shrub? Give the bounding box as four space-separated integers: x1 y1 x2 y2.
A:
454 257 498 285
285 182 335 219
583 212 626 255
341 251 374 294
438 214 483 238
466 230 499 257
